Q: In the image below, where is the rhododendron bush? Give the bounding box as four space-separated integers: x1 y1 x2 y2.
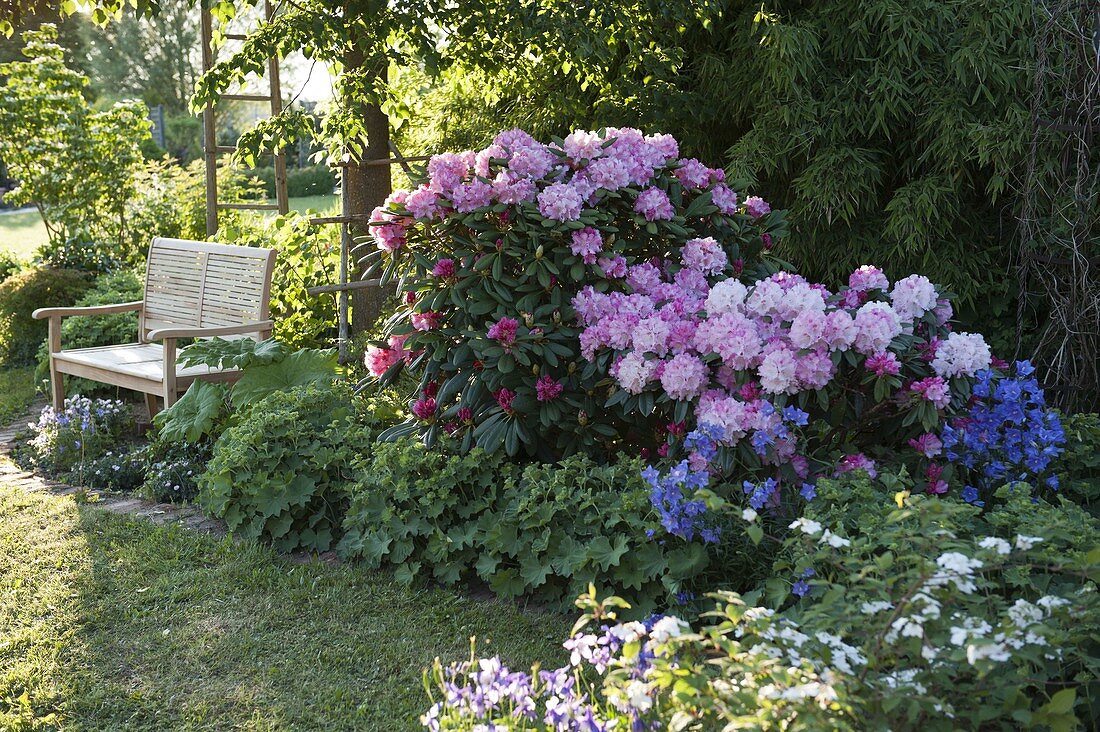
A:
580 252 996 517
362 128 786 457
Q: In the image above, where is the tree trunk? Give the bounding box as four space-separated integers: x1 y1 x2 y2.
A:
343 48 394 335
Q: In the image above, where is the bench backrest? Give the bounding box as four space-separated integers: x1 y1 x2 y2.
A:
140 237 277 341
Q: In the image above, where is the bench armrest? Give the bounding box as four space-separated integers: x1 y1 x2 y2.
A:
32 301 144 319
146 320 274 341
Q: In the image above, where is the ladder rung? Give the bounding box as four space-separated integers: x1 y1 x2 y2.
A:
221 93 274 102
214 145 238 154
217 203 281 210
223 33 250 40
309 214 372 226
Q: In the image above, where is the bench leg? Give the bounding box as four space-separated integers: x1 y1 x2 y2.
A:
47 316 64 411
144 393 161 419
49 360 64 412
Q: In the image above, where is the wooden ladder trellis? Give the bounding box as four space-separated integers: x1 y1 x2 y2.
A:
199 0 289 236
198 2 435 361
305 145 431 362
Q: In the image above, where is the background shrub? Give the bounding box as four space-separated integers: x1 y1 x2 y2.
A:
248 164 336 199
199 383 378 552
219 213 339 349
0 267 91 367
0 251 22 283
34 268 144 396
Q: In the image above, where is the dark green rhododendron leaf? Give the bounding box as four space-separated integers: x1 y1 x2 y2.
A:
154 380 228 443
231 348 337 409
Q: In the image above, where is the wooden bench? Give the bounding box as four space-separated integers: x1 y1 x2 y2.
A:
34 238 277 415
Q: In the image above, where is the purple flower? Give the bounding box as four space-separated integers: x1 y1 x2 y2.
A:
537 182 584 222
743 195 771 218
487 317 519 346
431 258 456 278
535 375 563 402
634 187 674 221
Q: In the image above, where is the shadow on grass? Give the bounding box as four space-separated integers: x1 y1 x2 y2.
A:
0 487 569 731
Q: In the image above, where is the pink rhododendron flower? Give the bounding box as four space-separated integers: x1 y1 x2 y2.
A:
431 258 456 278
537 182 584 221
365 345 401 377
890 274 939 321
405 186 442 219
411 397 437 421
411 311 441 331
612 352 659 394
507 145 556 179
457 407 473 422
908 433 943 458
427 152 470 193
704 279 748 316
794 348 834 390
562 130 604 162
626 262 663 295
634 187 675 221
487 316 519 346
866 351 901 376
599 255 627 279
911 376 951 409
660 353 709 401
835 453 878 478
758 347 799 394
535 375 564 402
369 205 407 253
743 196 771 218
674 158 711 189
853 301 903 355
822 310 859 351
931 332 992 378
632 316 671 356
682 236 728 275
570 227 603 263
494 388 516 412
789 309 828 350
450 179 492 212
848 265 890 292
585 156 632 190
712 184 738 215
492 172 537 204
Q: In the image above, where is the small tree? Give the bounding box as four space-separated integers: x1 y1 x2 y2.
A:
0 24 150 261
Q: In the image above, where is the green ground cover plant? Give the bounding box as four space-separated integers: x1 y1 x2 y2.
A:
0 483 568 732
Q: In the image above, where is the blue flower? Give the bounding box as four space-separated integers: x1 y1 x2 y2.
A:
799 482 817 501
961 485 984 507
782 406 809 426
792 579 811 597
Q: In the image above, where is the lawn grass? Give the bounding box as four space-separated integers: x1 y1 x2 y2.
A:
0 484 570 731
0 209 48 261
0 196 339 262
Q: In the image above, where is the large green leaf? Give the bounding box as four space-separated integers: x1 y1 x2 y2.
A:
179 337 288 370
154 380 228 443
230 349 338 409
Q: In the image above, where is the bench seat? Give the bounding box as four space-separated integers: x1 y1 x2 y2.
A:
52 343 241 392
